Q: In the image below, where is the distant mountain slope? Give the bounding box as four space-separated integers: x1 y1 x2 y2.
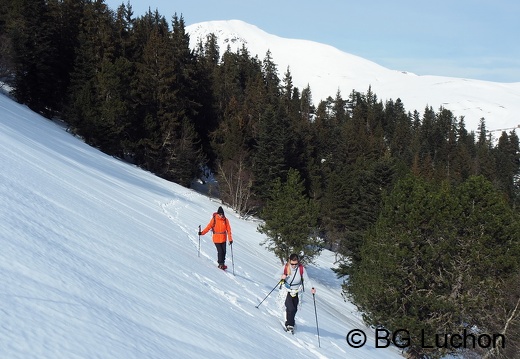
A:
187 20 520 133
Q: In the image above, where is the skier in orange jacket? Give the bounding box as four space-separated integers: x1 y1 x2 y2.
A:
199 206 233 269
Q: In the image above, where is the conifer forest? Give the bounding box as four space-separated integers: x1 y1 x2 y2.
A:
1 1 519 358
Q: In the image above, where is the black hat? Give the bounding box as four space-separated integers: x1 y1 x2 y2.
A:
217 206 224 216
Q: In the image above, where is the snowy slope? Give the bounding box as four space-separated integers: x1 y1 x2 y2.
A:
0 93 405 358
187 20 520 134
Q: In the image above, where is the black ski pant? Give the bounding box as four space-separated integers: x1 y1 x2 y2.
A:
285 292 299 327
214 242 227 265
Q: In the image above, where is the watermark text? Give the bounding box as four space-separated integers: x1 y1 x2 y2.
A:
345 328 505 350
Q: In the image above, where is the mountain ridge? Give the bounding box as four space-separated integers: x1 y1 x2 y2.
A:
186 20 520 134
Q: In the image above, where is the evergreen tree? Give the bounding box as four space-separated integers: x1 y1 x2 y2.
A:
343 88 386 165
313 96 341 173
300 84 314 124
165 14 206 185
348 175 520 359
85 2 135 156
0 0 15 87
192 32 220 167
258 168 321 263
7 0 84 116
387 98 413 164
212 95 255 214
130 13 204 185
11 0 57 115
66 0 116 146
494 131 520 204
130 10 172 171
449 116 475 183
262 49 280 105
474 118 496 180
328 157 397 274
320 167 351 251
281 70 316 196
252 104 288 202
46 0 84 115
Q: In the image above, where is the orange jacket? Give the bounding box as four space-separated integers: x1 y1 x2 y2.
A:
201 213 233 244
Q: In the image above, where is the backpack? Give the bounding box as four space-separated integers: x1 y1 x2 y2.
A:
284 263 305 291
284 263 304 276
211 213 216 231
210 213 228 233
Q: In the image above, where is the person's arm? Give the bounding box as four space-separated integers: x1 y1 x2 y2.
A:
281 263 289 281
274 264 286 281
226 219 233 243
200 216 214 235
303 266 316 294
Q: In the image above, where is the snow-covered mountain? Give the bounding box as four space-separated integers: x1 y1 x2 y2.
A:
187 20 520 134
0 91 407 358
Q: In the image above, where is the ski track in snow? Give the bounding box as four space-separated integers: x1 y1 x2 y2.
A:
162 200 263 317
162 197 333 357
1 92 408 359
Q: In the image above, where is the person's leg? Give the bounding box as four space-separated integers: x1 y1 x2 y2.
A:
221 242 227 264
285 293 299 327
215 242 226 266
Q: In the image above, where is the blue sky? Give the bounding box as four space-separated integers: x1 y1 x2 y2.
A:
105 0 520 83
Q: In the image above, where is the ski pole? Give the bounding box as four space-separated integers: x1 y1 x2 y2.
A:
255 280 283 308
198 225 201 257
230 242 235 275
313 292 321 348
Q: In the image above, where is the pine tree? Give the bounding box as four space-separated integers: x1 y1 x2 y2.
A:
387 98 413 164
450 116 475 183
130 13 205 185
328 157 397 275
320 168 351 252
11 0 57 115
93 2 136 156
164 14 205 185
46 0 84 115
281 68 315 193
262 49 280 105
0 0 15 87
258 168 321 263
66 0 116 146
192 32 220 167
495 131 520 203
252 104 288 202
130 10 172 172
347 175 520 359
474 118 496 180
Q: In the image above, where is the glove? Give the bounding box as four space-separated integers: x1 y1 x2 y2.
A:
198 231 202 235
229 240 233 244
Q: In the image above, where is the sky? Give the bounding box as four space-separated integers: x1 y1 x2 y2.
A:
104 0 520 83
0 91 408 358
